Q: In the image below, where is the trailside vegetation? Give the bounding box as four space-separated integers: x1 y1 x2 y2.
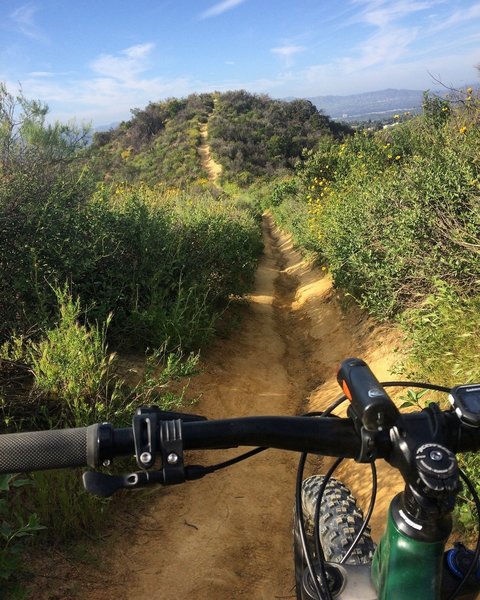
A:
1 176 261 350
0 83 262 590
270 90 479 351
269 89 480 531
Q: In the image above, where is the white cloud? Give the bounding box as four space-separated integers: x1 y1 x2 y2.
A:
328 0 443 75
10 3 47 42
431 1 480 31
20 73 194 125
271 45 306 68
28 71 55 78
271 45 306 59
91 43 155 82
350 26 418 70
9 43 193 124
351 0 442 27
200 0 246 19
299 46 479 96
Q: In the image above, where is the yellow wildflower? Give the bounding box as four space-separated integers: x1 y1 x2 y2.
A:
459 126 467 134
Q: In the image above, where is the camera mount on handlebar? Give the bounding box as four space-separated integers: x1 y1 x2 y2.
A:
337 358 401 463
337 358 461 541
82 407 207 497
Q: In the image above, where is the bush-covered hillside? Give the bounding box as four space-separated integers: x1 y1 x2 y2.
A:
91 90 351 186
91 93 214 186
208 90 351 184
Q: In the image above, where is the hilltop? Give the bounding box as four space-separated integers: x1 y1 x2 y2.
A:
91 90 351 186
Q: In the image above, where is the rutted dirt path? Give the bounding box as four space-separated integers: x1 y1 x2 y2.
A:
75 214 312 600
198 122 222 184
31 215 404 599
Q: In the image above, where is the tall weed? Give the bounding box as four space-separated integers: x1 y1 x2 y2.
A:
0 289 201 549
0 475 45 596
401 282 480 386
28 288 122 427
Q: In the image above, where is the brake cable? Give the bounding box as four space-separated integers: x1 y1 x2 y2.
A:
201 446 267 473
182 380 472 600
295 381 456 599
294 397 348 599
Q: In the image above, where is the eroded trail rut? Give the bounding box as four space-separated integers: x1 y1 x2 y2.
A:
84 216 313 600
58 215 402 600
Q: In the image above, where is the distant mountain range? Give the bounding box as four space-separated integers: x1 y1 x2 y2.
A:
303 88 437 122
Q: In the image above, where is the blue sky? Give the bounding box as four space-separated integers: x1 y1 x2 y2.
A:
1 0 479 126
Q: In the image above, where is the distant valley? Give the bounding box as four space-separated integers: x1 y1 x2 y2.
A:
306 88 426 121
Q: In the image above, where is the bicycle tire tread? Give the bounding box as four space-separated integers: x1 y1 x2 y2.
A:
301 475 375 564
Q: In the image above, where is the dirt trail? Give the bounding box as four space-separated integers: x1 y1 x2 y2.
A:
32 215 404 599
198 122 222 184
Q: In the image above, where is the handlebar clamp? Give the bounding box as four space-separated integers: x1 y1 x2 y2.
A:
133 408 186 484
133 410 159 469
159 418 185 485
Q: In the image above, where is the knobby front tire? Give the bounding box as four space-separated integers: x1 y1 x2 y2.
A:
294 476 375 599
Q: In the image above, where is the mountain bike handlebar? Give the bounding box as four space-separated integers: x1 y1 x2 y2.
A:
0 410 478 476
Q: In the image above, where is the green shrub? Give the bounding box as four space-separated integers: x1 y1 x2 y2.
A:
401 281 480 385
0 474 44 595
0 177 262 351
281 98 479 318
0 289 203 547
271 93 480 536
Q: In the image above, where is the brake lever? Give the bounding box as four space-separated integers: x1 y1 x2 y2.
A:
83 465 209 497
82 470 165 497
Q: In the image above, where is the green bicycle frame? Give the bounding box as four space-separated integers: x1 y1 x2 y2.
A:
371 494 449 599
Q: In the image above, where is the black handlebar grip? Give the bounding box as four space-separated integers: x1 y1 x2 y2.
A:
0 425 100 474
337 358 400 431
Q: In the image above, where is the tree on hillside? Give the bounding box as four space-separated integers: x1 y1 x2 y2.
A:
0 83 90 171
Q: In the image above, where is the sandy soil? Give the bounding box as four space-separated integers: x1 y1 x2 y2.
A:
28 214 405 599
198 123 222 184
